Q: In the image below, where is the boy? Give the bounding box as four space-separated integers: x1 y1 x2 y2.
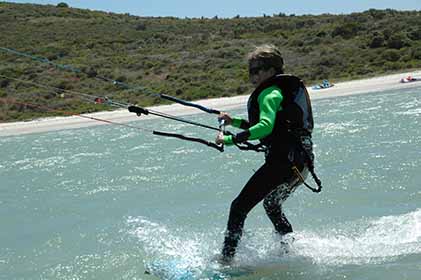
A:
215 45 315 264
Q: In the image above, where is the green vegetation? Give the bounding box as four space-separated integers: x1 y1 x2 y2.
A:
1 2 420 122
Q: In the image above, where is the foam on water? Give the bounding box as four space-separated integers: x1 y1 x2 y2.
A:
295 209 421 266
128 209 421 279
127 217 217 262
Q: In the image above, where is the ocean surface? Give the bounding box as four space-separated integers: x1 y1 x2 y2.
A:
1 87 421 280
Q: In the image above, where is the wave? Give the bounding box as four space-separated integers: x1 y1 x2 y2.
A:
394 108 421 116
317 120 367 136
11 156 66 171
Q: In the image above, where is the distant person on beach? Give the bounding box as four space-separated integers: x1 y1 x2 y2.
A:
215 44 319 264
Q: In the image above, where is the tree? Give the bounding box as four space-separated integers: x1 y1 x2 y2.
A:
56 2 69 8
387 33 408 49
369 35 384 48
332 22 361 39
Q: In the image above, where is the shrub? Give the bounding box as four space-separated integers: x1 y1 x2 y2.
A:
386 33 408 49
383 61 400 71
332 22 360 39
382 49 400 61
382 29 393 40
0 79 10 88
289 38 304 47
411 47 421 60
408 28 421 41
369 35 384 48
135 23 146 31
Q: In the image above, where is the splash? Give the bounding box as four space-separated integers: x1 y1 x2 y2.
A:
127 216 223 279
127 217 218 264
128 209 421 274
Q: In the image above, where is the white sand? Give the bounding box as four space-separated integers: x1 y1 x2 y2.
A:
1 70 421 137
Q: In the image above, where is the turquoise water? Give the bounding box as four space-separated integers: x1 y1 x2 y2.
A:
1 87 421 279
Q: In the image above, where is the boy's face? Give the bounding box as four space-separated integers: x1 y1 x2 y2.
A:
248 60 276 86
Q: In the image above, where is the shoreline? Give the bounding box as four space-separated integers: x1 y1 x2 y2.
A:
1 70 421 137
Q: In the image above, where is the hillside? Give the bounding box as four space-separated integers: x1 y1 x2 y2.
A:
0 2 421 121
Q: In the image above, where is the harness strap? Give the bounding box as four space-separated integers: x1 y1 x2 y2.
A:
291 165 322 193
233 141 266 152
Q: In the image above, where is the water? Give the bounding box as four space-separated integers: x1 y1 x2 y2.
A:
1 87 420 279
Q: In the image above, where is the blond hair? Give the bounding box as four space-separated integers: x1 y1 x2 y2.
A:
247 44 284 74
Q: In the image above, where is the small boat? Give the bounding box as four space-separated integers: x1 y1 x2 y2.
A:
400 76 419 83
312 79 334 90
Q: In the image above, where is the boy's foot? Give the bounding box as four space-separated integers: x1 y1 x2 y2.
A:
212 254 233 266
279 234 295 254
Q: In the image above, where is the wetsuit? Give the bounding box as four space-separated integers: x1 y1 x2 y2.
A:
221 74 313 261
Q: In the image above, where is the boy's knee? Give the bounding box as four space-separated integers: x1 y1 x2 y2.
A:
229 198 247 218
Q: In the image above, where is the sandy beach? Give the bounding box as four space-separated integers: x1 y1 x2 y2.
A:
1 70 420 137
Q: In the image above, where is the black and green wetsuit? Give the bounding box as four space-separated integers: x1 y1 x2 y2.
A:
223 85 284 145
221 74 314 261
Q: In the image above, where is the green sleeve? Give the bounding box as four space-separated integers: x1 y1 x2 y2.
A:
231 117 245 128
223 134 234 145
223 86 283 145
222 117 249 145
222 118 246 145
248 86 283 140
